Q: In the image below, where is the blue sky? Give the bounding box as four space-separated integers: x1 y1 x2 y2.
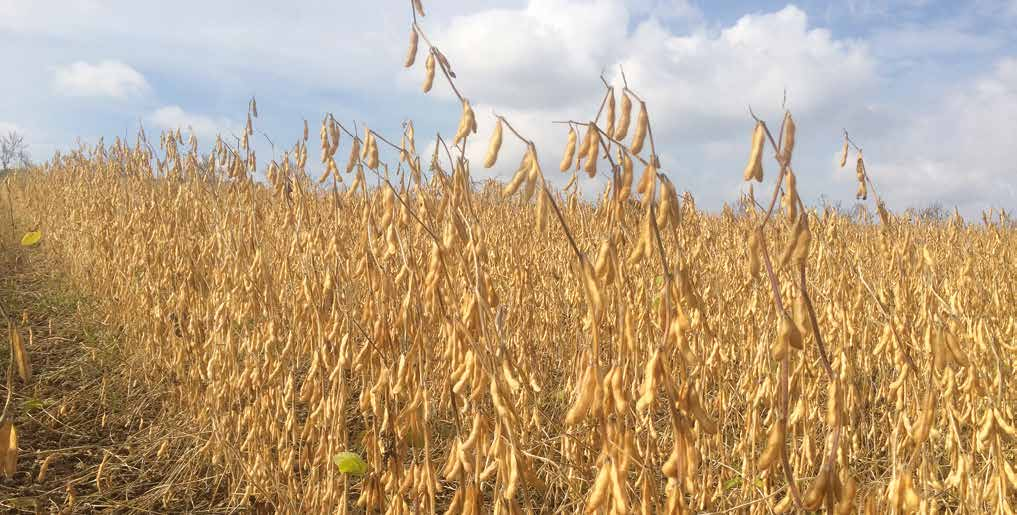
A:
2 0 1016 215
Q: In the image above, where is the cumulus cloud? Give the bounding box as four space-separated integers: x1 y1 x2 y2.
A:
619 7 874 126
148 106 236 146
3 0 1013 213
418 1 628 110
430 2 877 206
53 60 150 99
870 57 1017 214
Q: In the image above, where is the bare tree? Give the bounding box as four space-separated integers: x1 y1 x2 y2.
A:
0 131 31 173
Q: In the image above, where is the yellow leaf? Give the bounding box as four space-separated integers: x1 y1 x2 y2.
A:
20 230 41 247
333 452 367 476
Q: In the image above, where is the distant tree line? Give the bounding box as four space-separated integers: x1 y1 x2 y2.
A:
0 131 32 175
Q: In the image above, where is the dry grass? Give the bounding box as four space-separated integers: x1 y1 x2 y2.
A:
0 228 236 513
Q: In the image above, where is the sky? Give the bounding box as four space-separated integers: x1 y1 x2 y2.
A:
2 0 1016 216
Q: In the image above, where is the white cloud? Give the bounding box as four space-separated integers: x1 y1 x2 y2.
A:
1 0 1012 213
418 1 628 110
53 60 150 99
871 57 1017 214
430 2 877 206
618 6 875 126
148 106 237 146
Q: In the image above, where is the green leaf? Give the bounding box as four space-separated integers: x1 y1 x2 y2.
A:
333 452 368 476
22 399 45 411
723 477 742 491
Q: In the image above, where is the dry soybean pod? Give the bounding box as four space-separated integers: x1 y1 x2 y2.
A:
422 52 436 93
615 92 632 140
560 127 577 172
484 119 503 168
404 27 419 68
630 102 649 154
